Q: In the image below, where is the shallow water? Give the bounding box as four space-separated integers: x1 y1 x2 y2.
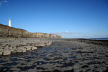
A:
0 41 108 72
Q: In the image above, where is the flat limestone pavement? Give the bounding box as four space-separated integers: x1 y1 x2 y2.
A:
0 38 52 55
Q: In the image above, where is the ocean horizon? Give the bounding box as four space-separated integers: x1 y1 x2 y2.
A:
62 38 108 40
90 38 108 40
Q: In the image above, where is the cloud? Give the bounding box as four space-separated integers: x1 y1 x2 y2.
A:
51 32 81 38
0 2 2 6
51 32 108 38
4 0 8 3
0 0 8 6
0 0 2 5
51 30 77 35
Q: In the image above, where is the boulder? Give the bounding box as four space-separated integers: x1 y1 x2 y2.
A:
31 46 37 50
0 48 3 55
26 46 32 51
16 48 22 52
22 47 26 52
16 47 26 52
0 52 2 55
3 49 11 55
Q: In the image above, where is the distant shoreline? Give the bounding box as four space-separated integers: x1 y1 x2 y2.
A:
62 38 108 40
89 38 108 40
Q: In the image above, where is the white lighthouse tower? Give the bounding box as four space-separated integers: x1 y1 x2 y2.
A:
8 18 11 27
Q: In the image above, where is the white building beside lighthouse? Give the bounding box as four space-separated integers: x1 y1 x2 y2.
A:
8 18 11 27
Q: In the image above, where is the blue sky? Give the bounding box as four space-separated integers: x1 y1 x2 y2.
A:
0 0 108 38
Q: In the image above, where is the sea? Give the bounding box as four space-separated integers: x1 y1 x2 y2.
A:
90 38 108 40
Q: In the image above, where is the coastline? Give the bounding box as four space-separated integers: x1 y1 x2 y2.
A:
0 38 108 56
0 38 108 72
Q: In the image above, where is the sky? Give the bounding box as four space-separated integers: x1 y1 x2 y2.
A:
0 0 108 38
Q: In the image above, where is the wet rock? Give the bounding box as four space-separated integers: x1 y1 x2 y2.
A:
0 39 108 72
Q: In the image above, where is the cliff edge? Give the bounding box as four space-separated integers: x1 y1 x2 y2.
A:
0 24 61 38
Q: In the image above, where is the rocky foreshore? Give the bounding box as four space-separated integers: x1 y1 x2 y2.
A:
0 38 52 55
0 38 108 72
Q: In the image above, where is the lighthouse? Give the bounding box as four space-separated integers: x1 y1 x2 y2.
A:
8 18 11 27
